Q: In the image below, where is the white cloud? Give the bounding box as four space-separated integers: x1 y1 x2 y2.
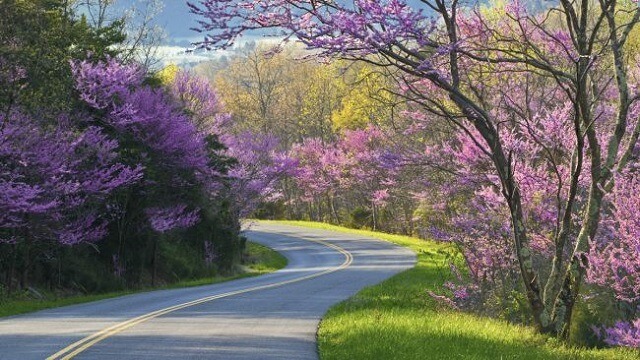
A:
154 35 288 67
154 46 229 67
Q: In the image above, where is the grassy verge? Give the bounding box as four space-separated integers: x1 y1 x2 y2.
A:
242 240 288 274
0 241 287 318
259 220 638 360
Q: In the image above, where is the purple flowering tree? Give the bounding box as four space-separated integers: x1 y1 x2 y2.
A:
338 126 401 230
72 59 213 233
71 59 234 284
0 110 142 289
223 131 298 217
587 172 640 347
0 111 142 245
287 125 402 227
191 0 640 339
169 69 232 135
289 137 342 221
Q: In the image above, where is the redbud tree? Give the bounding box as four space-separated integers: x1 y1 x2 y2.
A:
190 0 640 338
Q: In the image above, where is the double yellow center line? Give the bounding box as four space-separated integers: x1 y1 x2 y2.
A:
47 236 353 359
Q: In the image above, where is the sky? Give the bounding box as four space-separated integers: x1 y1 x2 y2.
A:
109 1 278 66
153 1 201 46
148 1 211 66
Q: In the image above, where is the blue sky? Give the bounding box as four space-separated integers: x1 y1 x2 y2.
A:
153 1 200 44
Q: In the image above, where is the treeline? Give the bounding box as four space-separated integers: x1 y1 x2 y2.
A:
195 45 430 234
0 1 269 296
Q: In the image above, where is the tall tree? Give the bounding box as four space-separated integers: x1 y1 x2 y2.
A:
191 0 640 338
0 0 125 113
76 0 166 69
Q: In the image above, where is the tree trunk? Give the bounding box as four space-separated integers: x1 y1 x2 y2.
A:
326 195 334 223
330 195 340 225
20 236 31 290
372 201 377 231
318 198 324 222
151 238 158 287
454 100 548 333
548 181 604 337
549 254 586 338
507 189 548 333
6 245 17 294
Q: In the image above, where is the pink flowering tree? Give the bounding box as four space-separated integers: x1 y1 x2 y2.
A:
286 125 402 228
338 126 401 230
191 0 640 339
587 171 640 347
289 137 343 222
223 131 298 217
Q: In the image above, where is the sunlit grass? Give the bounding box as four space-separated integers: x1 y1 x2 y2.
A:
0 241 287 318
242 241 288 274
259 220 638 360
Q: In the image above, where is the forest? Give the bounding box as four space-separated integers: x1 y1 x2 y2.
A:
0 0 290 297
2 0 640 353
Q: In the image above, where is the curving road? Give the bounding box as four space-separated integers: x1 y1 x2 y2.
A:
0 223 416 359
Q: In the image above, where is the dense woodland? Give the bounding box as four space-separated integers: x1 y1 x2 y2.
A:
0 0 286 296
2 0 640 352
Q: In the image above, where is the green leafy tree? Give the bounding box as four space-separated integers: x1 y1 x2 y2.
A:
0 0 125 113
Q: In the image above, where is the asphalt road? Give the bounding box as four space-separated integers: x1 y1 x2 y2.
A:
0 223 416 359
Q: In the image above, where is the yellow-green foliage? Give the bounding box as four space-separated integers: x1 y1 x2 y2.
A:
297 62 346 134
213 45 312 135
331 65 395 132
156 64 180 85
619 0 640 57
479 0 510 19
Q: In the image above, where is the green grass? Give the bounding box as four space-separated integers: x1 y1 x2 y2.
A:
259 220 639 360
242 241 288 274
0 241 287 318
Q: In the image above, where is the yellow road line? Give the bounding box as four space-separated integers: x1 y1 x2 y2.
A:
47 236 353 360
